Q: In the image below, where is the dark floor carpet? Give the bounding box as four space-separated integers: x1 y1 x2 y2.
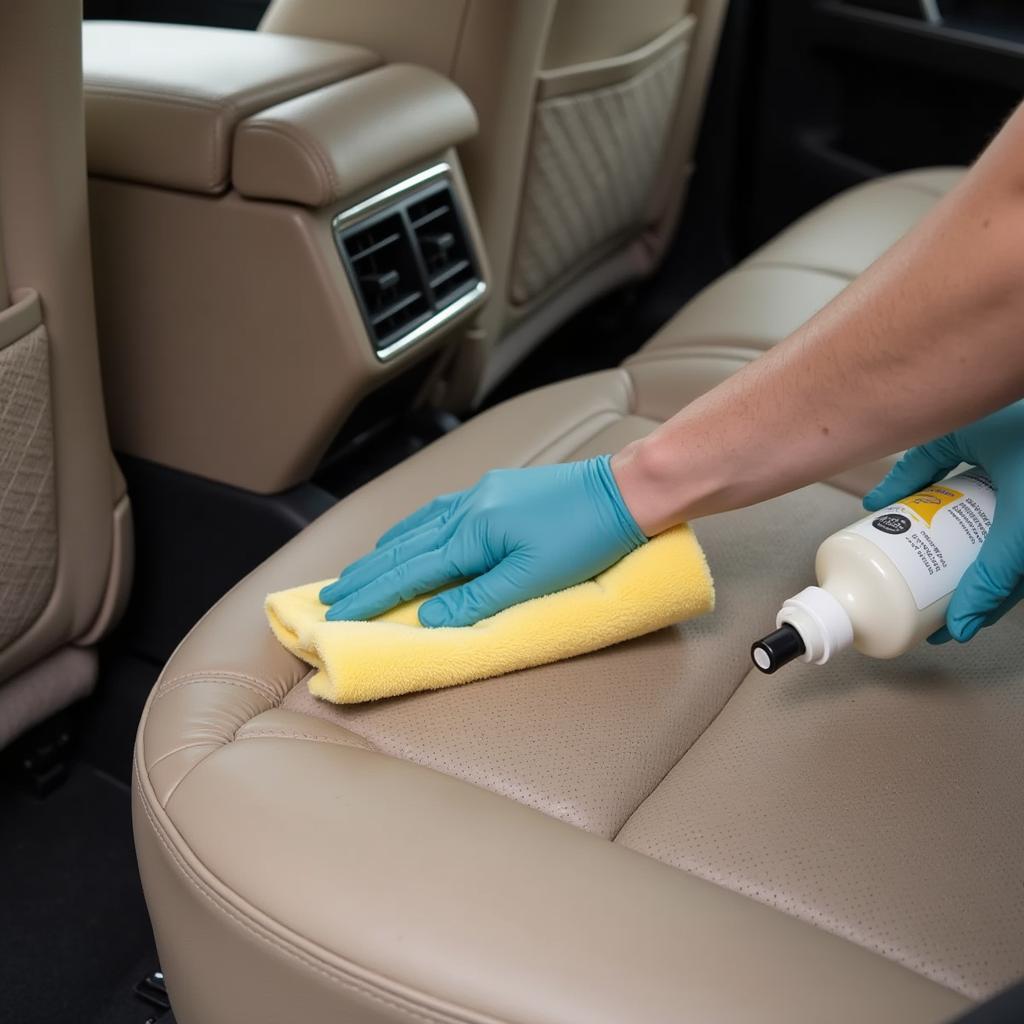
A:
0 761 157 1024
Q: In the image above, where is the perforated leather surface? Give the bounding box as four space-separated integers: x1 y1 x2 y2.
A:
287 476 859 839
0 326 56 651
616 615 1024 998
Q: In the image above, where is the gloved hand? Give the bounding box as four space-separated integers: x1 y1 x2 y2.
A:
319 455 648 627
862 401 1024 644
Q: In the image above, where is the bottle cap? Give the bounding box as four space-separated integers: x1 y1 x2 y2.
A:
751 624 805 674
751 586 855 674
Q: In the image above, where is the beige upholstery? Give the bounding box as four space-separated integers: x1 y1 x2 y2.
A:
134 164 1024 1021
82 21 379 194
82 20 489 493
134 349 1023 1022
632 168 965 359
89 149 488 494
0 1 130 743
260 0 730 404
232 64 478 207
0 318 56 652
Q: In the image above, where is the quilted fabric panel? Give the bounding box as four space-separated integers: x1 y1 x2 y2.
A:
511 39 687 306
0 325 56 650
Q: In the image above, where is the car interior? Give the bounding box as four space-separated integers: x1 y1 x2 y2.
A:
2 1 1023 1022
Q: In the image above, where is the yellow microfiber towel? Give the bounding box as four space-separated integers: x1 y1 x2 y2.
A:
265 525 714 704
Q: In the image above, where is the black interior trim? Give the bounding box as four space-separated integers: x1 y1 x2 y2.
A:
952 977 1024 1023
817 2 1024 87
117 455 335 664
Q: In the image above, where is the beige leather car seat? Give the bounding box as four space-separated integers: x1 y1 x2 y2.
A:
631 167 965 362
0 1 131 748
260 0 729 405
134 167 1024 1023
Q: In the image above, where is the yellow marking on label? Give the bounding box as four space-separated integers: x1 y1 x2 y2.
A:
900 484 963 527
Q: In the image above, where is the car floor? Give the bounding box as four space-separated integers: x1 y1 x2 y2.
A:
0 652 169 1024
1 765 156 1024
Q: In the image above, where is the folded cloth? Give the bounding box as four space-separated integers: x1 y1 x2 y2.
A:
265 525 714 704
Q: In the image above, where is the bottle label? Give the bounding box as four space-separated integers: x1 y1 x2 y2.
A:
846 469 996 610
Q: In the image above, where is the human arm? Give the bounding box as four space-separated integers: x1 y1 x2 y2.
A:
324 104 1024 629
612 103 1024 534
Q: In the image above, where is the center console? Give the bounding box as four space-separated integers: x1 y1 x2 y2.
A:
83 21 487 494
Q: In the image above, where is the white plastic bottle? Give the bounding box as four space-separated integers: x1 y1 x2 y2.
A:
751 468 997 673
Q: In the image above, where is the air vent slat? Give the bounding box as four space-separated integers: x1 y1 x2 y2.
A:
430 259 470 291
410 205 450 230
369 290 425 327
348 231 403 262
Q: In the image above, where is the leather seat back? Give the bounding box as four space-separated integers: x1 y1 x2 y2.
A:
0 0 132 746
259 0 729 403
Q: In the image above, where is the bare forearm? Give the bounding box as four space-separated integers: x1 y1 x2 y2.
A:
614 105 1024 535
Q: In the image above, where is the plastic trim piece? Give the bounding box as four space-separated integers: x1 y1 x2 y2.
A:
331 163 487 363
0 288 42 351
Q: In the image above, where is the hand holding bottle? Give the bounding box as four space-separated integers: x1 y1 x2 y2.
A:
863 401 1024 643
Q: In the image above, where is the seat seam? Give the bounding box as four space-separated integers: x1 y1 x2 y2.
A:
147 740 221 770
625 345 762 370
152 673 293 803
883 177 955 200
743 258 856 283
610 668 748 841
621 363 638 413
153 668 383 801
137 754 497 1024
262 669 382 751
615 796 973 998
156 670 284 702
521 407 627 466
234 727 377 752
613 478 862 839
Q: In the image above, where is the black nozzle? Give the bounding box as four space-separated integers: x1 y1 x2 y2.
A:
751 624 806 674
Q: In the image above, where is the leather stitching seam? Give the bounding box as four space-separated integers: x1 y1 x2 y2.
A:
741 259 855 283
147 741 222 770
234 728 372 751
156 669 284 701
522 407 626 466
85 84 223 108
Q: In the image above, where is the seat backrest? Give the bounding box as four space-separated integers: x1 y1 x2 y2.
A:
260 0 729 404
0 0 130 747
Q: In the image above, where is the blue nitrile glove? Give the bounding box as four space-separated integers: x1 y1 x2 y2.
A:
319 455 648 627
862 401 1024 644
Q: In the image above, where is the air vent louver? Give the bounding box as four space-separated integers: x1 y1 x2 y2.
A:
408 184 476 304
335 175 481 358
338 212 431 350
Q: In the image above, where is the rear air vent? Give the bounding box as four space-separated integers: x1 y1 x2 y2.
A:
337 212 431 349
334 171 483 359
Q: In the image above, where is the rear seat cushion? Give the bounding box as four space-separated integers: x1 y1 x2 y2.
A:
751 168 964 279
631 265 848 357
631 167 964 358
